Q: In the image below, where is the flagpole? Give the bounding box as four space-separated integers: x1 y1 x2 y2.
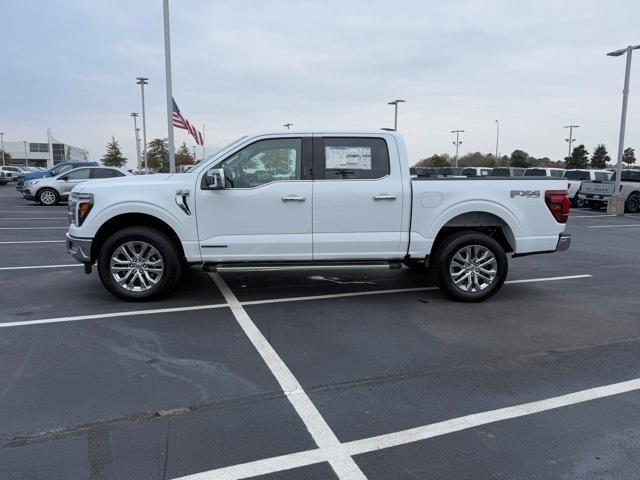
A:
202 123 205 162
163 0 176 173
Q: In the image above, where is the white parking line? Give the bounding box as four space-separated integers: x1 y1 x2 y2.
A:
210 273 367 480
177 377 640 480
0 217 68 220
587 224 640 229
0 303 229 328
0 274 593 328
0 240 66 245
0 264 81 271
0 227 67 230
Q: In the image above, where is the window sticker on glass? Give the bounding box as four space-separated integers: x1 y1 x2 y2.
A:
325 146 372 170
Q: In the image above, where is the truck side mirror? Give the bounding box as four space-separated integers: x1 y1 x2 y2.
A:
201 168 225 190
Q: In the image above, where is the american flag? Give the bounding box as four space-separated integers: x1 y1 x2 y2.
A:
172 98 204 145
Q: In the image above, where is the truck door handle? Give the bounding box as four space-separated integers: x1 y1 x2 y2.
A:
282 195 306 202
373 194 397 200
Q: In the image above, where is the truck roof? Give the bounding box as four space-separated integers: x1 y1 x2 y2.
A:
244 129 404 137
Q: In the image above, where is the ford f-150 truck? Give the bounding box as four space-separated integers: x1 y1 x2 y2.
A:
66 131 571 302
578 169 640 212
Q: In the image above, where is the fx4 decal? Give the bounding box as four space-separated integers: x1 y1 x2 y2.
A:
510 190 541 198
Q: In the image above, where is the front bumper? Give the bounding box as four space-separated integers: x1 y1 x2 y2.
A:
66 233 93 263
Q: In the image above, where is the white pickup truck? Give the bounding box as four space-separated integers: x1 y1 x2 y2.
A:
579 169 640 212
66 131 571 302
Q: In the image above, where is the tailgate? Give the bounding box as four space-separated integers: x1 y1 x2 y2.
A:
581 181 614 197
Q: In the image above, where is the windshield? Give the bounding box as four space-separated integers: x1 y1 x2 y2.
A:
564 170 590 180
611 171 640 182
525 169 546 176
50 164 73 176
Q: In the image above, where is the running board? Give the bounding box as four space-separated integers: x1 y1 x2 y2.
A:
202 260 403 272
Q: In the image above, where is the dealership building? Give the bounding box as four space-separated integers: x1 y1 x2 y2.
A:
1 137 89 168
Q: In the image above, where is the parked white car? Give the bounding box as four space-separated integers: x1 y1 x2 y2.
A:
563 169 612 207
0 165 29 180
23 166 131 205
524 167 565 177
66 131 571 303
579 169 640 212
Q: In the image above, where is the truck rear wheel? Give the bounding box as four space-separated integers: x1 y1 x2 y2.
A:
434 231 508 302
97 226 182 301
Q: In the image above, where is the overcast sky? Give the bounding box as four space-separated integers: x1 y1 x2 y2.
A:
2 0 639 166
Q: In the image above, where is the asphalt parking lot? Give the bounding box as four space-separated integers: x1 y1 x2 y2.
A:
1 185 640 480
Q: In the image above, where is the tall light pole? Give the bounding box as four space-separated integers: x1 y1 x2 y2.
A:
23 141 29 167
130 113 142 170
563 125 579 159
0 132 5 166
607 44 640 202
451 129 464 168
192 145 196 161
136 77 149 171
283 123 293 130
388 99 406 131
494 120 500 163
163 0 176 173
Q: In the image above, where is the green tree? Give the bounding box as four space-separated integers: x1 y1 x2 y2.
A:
458 152 497 168
590 144 610 169
623 147 636 166
565 144 589 169
147 138 169 172
510 149 530 168
1 150 12 165
176 142 195 167
413 153 452 168
101 137 127 167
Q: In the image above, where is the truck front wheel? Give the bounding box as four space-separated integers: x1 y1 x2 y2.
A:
434 232 508 302
97 226 182 301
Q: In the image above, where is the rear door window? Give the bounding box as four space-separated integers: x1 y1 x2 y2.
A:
91 168 125 179
320 137 389 180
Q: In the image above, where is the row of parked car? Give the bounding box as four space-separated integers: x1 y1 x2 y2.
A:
411 166 640 213
0 161 132 205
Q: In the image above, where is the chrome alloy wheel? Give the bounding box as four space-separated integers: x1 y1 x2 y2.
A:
110 241 164 292
449 244 498 293
40 190 57 205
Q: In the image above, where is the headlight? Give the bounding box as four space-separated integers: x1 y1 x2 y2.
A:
26 180 39 186
68 192 94 226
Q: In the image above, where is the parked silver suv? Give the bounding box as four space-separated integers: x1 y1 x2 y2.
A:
22 166 131 205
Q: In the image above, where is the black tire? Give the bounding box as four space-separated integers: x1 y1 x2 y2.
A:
625 193 640 213
97 226 183 301
433 231 508 302
574 196 586 208
37 188 60 206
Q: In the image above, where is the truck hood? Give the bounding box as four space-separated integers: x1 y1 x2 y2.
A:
72 173 184 192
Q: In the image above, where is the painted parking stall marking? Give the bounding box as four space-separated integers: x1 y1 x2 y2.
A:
0 273 593 329
175 377 640 480
210 273 367 480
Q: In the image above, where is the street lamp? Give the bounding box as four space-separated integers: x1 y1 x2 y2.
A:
162 0 176 173
23 141 29 168
388 99 406 131
0 132 5 166
607 44 640 208
563 125 579 159
136 77 149 171
283 123 294 130
494 120 500 163
130 113 142 170
451 129 464 168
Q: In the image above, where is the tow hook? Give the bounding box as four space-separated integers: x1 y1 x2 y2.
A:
83 263 93 274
